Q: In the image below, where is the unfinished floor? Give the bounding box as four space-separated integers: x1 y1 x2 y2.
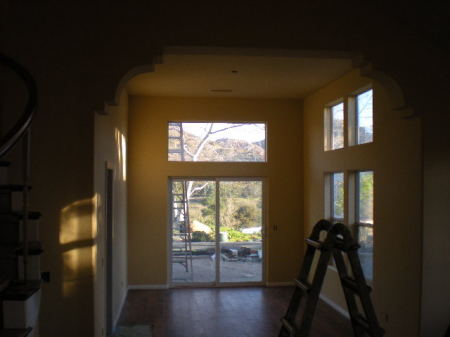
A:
117 287 353 337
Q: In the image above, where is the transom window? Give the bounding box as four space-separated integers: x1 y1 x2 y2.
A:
324 103 344 151
168 122 266 162
324 86 373 151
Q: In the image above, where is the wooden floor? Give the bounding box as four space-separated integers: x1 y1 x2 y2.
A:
118 287 354 337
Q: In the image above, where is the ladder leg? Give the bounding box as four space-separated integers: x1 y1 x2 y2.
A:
333 250 366 337
347 250 384 337
279 245 320 336
297 249 332 337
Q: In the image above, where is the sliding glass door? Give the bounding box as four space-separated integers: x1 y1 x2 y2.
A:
170 178 264 285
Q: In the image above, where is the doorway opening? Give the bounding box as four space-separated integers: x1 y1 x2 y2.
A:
169 178 264 285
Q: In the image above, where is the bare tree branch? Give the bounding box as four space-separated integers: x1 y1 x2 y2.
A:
188 182 209 197
190 123 214 161
183 144 195 158
209 124 246 135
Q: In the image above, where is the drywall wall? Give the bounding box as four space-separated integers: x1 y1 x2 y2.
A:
303 69 422 337
421 106 450 337
128 96 303 286
93 90 129 337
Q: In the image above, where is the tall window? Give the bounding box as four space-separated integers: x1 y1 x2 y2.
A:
326 172 344 223
356 89 373 144
168 122 266 162
355 171 374 280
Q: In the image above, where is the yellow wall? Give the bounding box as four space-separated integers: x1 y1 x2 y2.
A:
128 96 303 285
303 69 422 337
94 91 129 337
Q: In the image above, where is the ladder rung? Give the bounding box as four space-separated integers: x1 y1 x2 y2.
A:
341 276 359 292
281 318 294 333
335 241 360 252
294 279 311 293
354 314 370 332
341 276 372 294
305 238 323 249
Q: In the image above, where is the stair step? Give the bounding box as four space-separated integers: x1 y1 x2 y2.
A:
0 279 10 292
0 185 31 192
0 211 41 223
15 242 43 256
0 328 32 337
0 243 20 258
1 280 40 301
0 242 43 257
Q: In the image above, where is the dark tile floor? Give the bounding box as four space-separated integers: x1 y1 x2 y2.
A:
118 287 354 337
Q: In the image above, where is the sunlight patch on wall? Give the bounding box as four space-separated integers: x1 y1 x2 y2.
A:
60 198 95 244
115 128 127 181
91 193 100 272
60 197 95 298
62 247 94 298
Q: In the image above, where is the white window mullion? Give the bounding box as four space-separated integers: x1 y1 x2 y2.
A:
215 179 220 284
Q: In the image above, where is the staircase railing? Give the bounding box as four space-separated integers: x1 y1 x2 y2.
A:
0 53 38 282
0 54 37 157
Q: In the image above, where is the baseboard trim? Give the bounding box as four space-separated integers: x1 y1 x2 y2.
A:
319 293 350 319
128 284 169 290
265 281 294 287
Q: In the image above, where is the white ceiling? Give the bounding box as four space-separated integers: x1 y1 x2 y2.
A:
126 51 354 99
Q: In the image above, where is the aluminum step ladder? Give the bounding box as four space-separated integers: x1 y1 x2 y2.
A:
168 122 185 160
171 181 193 278
279 219 385 337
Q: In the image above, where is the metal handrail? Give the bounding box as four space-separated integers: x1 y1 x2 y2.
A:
0 53 37 158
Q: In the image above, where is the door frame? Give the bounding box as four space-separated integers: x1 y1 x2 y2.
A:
168 176 267 287
105 164 114 336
